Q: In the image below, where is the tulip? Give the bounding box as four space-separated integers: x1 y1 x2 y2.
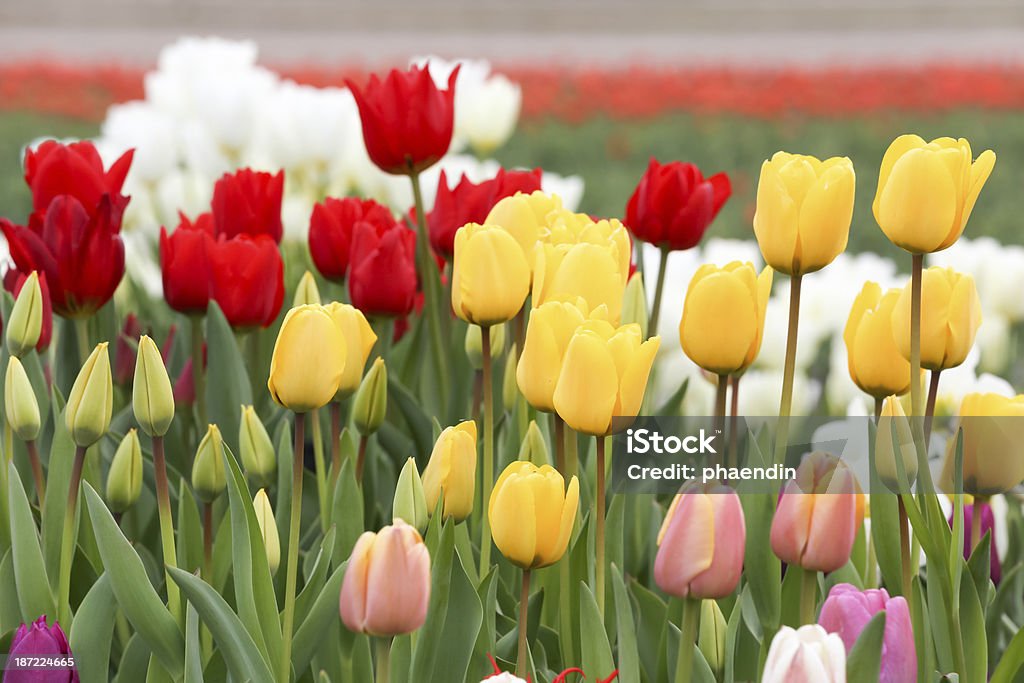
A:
876 396 917 491
762 625 846 683
654 485 745 599
465 322 506 370
66 342 113 448
422 421 477 521
346 65 458 175
25 139 132 222
489 461 579 569
209 234 285 328
625 158 731 251
873 134 996 254
553 320 660 437
6 270 43 357
6 615 78 682
159 211 215 315
771 453 859 573
308 197 397 282
5 356 40 442
323 302 377 400
429 168 543 258
253 489 281 575
620 271 649 339
679 262 772 376
891 267 981 371
948 501 1001 584
818 583 916 683
113 313 141 386
352 357 387 437
451 223 531 326
268 305 346 413
844 283 913 400
192 424 226 503
239 405 277 487
753 152 855 276
393 457 428 532
340 519 431 636
3 270 52 353
173 358 196 406
485 190 563 268
698 599 728 679
132 335 175 438
952 392 1024 495
516 299 596 413
292 270 321 307
106 429 143 514
348 222 418 317
519 420 550 467
211 168 284 243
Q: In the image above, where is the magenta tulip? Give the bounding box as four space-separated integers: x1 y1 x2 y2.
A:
4 615 78 682
949 501 1001 584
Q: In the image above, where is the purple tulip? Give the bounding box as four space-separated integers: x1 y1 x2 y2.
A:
3 616 78 682
818 583 916 683
949 501 1001 584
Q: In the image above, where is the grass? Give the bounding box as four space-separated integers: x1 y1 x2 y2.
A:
2 108 1022 257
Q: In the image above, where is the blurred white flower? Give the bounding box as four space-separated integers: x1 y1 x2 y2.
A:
121 231 163 298
281 190 316 241
976 311 1011 375
701 238 763 269
933 347 1015 416
931 237 1024 323
540 172 584 212
736 369 819 416
101 102 179 183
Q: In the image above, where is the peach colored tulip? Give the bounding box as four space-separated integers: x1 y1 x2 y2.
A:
339 519 430 636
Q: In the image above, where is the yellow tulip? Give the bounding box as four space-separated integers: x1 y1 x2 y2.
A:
489 461 579 569
292 270 321 307
6 270 42 358
553 320 660 436
844 283 913 399
5 356 40 442
66 342 113 448
268 304 346 413
484 190 563 267
891 267 981 371
533 239 628 324
451 223 531 326
464 322 506 370
323 302 377 399
679 262 772 375
948 392 1024 495
421 420 477 521
874 135 996 253
133 335 175 437
752 152 855 276
875 395 917 491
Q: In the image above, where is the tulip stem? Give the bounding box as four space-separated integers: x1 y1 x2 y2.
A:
191 315 207 425
471 370 483 429
595 436 607 615
910 254 924 419
202 501 214 659
310 408 329 532
553 414 566 474
153 436 181 624
281 412 306 683
329 402 342 487
970 496 985 553
375 637 392 683
649 246 670 336
799 568 817 625
479 327 495 576
874 397 884 420
25 439 45 506
674 597 699 683
728 376 740 471
772 274 802 467
897 498 912 597
57 445 86 627
565 425 579 481
356 434 369 484
924 370 941 449
516 568 532 677
74 317 90 366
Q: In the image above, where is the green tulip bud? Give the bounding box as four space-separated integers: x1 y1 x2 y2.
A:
106 429 143 513
393 457 428 532
5 356 40 441
698 598 727 679
519 420 550 467
192 424 226 503
621 271 649 339
352 357 387 436
239 405 277 487
66 342 113 448
253 488 281 575
464 323 505 370
132 335 175 437
502 343 518 413
6 271 43 358
292 270 322 307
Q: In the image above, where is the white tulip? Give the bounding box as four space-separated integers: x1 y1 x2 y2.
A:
100 102 179 183
461 74 521 155
763 625 846 683
255 81 353 175
481 674 528 683
540 172 585 212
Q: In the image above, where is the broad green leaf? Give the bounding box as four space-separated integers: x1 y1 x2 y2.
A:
42 401 76 587
426 543 482 682
579 582 615 681
611 565 640 683
0 551 20 633
387 375 434 459
69 574 116 683
7 462 55 621
959 566 988 683
184 602 204 683
175 480 203 574
846 611 885 683
991 621 1024 683
294 527 336 628
331 458 364 569
410 520 455 679
204 301 252 456
292 562 347 675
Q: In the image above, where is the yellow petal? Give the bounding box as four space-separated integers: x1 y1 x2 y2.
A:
877 148 958 253
553 329 618 436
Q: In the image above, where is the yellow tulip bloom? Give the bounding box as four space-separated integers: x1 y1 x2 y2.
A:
268 304 346 413
844 283 913 399
484 190 563 267
452 223 531 326
875 395 917 491
323 302 377 400
891 267 981 371
948 393 1024 495
422 420 477 521
874 135 996 254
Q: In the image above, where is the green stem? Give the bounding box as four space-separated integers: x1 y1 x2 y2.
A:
153 437 181 623
910 254 924 420
674 598 700 683
728 376 740 471
595 436 607 615
25 439 46 506
649 246 670 335
971 496 985 554
356 435 368 484
799 567 817 625
553 414 566 474
191 315 207 425
202 502 214 659
375 636 393 683
773 274 802 466
480 327 495 575
329 402 342 489
516 568 532 677
74 317 90 365
279 412 306 683
898 497 913 598
310 409 328 533
565 424 579 481
57 445 86 627
714 375 729 471
924 369 941 450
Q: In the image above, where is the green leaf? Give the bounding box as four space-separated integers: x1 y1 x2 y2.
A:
579 581 615 681
184 602 204 683
204 301 253 455
409 520 455 679
846 611 885 683
7 462 55 621
175 480 203 574
869 490 902 593
294 527 336 628
959 565 988 683
42 401 76 587
69 573 116 683
424 543 482 682
991 621 1024 683
331 458 364 569
388 375 434 460
292 562 347 675
611 565 640 683
740 490 781 634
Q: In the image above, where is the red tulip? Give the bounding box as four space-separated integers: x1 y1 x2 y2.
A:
2 269 53 352
174 358 195 405
625 159 731 251
348 222 418 317
114 313 142 385
211 169 284 243
24 139 132 226
427 168 543 259
346 65 458 175
308 197 398 282
209 235 284 328
159 212 215 315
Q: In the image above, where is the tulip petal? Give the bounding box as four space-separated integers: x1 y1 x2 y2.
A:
553 329 619 436
877 148 958 253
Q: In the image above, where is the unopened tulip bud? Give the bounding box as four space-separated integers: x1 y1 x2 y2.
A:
519 420 550 467
464 323 505 370
620 271 649 339
502 343 518 412
239 405 277 487
876 395 917 491
66 342 113 448
762 625 846 683
132 335 175 437
5 356 40 442
192 424 226 503
422 421 477 521
6 271 43 358
393 457 428 532
253 489 281 575
106 429 143 513
292 270 322 307
698 599 728 679
352 357 387 435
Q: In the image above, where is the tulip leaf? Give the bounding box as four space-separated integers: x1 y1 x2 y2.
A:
167 566 275 683
42 401 76 587
425 543 483 682
175 479 204 574
387 375 434 461
294 527 335 627
739 490 781 633
69 573 116 683
630 574 666 682
959 565 988 683
990 617 1024 683
470 568 499 682
966 531 991 607
611 565 641 683
184 602 204 683
204 301 253 456
910 576 934 683
846 611 885 683
7 462 56 622
331 458 364 569
410 519 455 679
579 581 615 681
84 483 185 678
114 633 152 683
292 561 346 675
0 551 20 633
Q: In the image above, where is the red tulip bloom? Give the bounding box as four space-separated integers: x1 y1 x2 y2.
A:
2 269 53 352
348 222 417 317
209 234 284 328
427 168 543 258
160 212 215 315
212 169 285 243
346 65 458 175
308 197 398 282
625 159 731 251
114 313 142 385
25 139 133 227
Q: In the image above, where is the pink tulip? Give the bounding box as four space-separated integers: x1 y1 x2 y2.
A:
654 485 745 599
771 453 859 573
339 519 431 636
819 583 916 683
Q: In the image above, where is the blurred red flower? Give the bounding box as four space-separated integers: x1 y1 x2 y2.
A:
208 234 284 328
24 139 133 227
308 197 398 282
159 212 215 315
348 222 418 317
212 169 284 243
